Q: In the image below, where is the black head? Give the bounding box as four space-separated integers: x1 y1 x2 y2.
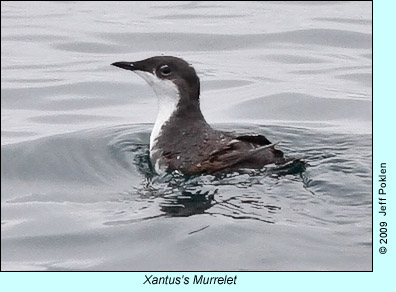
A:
112 56 200 101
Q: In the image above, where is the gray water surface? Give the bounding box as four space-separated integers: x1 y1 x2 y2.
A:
1 1 372 271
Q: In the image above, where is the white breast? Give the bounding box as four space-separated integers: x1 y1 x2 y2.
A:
134 71 180 152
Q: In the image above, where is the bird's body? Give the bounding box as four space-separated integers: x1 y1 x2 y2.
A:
112 56 285 175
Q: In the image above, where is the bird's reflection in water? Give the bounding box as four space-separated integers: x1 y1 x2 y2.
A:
145 171 218 217
159 189 216 217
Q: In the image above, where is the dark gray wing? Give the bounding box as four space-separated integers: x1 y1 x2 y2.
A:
234 134 272 146
188 134 284 174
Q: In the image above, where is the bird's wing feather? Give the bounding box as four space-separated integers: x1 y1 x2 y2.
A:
234 134 272 146
188 134 283 174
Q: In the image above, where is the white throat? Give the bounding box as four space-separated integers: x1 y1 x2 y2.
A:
135 71 180 152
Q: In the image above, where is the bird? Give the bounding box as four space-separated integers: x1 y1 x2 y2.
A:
112 56 285 175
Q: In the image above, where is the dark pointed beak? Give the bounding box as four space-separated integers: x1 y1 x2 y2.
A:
111 61 136 71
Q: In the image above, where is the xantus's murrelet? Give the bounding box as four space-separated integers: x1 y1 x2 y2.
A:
112 56 284 175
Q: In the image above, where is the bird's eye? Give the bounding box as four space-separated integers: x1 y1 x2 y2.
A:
158 65 172 76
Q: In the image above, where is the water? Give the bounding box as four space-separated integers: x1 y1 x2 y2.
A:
1 2 372 271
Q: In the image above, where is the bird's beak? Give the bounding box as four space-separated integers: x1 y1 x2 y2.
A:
111 61 136 71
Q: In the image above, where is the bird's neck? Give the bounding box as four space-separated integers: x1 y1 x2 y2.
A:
150 89 178 150
149 84 206 152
